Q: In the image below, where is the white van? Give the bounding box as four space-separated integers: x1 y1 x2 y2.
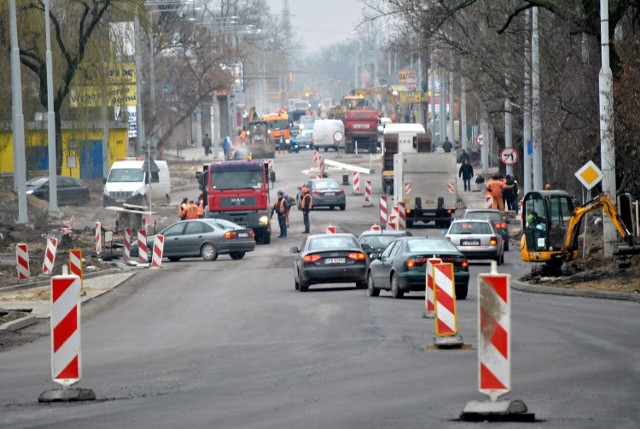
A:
383 123 426 153
103 158 171 207
313 119 345 152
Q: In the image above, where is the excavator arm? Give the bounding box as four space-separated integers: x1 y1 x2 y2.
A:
563 194 634 259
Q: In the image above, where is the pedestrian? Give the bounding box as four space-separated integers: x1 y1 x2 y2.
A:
278 132 285 154
442 137 453 153
178 197 188 220
282 191 292 227
203 133 212 156
271 191 290 237
222 136 231 160
504 175 517 212
300 187 313 233
486 174 514 217
196 195 205 218
458 159 474 192
459 149 470 163
184 199 199 220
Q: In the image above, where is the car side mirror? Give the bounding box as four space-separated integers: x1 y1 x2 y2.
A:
289 246 300 253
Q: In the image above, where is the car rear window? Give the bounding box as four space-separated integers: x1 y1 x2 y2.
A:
315 180 340 190
359 235 398 249
309 237 358 250
465 211 502 223
406 239 460 253
449 222 493 234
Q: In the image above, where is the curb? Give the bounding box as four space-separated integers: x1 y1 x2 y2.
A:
511 278 640 302
0 313 37 332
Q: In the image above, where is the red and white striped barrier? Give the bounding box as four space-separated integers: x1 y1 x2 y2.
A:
69 249 83 289
352 171 361 194
50 273 82 386
478 270 511 401
42 237 58 275
398 201 406 230
95 222 102 255
268 159 274 171
313 151 319 168
433 262 463 347
363 179 373 206
16 243 30 280
137 229 148 264
387 213 398 231
325 224 336 234
317 156 325 179
448 182 456 193
124 228 132 261
370 224 382 231
379 196 388 225
485 195 494 209
151 235 165 268
424 258 442 319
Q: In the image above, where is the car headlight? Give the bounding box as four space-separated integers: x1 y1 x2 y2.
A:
258 215 270 225
26 189 34 195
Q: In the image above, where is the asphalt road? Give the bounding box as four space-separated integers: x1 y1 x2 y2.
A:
1 150 639 428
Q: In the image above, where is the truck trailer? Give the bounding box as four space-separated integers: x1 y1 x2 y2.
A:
392 152 458 227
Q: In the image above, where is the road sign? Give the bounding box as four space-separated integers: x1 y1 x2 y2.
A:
575 160 603 190
499 147 518 165
476 134 484 147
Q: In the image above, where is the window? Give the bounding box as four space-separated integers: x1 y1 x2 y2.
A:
381 241 397 258
211 170 264 190
163 223 185 237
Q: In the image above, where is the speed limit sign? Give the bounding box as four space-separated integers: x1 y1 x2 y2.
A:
476 133 484 147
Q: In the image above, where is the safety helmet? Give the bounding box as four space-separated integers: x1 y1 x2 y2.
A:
301 187 308 193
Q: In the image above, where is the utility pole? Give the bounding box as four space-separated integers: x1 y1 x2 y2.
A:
134 10 146 157
9 0 28 224
45 0 59 216
504 77 513 177
460 76 468 153
523 10 532 194
531 7 543 190
599 0 617 257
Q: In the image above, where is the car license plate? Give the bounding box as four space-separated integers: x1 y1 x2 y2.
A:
325 258 345 264
238 232 248 237
461 239 481 246
324 192 335 196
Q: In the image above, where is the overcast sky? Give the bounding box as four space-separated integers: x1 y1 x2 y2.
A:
264 0 365 53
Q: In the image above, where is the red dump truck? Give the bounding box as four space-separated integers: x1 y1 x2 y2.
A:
196 160 273 244
343 109 379 153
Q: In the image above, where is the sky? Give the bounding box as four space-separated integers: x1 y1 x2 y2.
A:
264 0 366 53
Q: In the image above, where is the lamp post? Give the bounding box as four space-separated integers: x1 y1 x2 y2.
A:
45 0 59 216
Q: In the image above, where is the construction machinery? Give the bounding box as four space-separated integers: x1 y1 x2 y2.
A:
520 190 639 272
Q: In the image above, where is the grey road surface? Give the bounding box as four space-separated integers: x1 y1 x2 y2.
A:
1 151 639 429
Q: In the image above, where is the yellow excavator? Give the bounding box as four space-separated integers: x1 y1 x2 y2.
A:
520 190 639 272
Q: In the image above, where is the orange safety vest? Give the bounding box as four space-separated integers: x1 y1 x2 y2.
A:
196 201 205 218
302 193 313 210
185 203 199 219
274 198 287 214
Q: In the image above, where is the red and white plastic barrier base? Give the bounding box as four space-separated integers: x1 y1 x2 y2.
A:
370 224 382 231
326 224 336 234
151 235 165 268
485 195 494 209
42 237 59 275
16 243 30 280
433 262 463 347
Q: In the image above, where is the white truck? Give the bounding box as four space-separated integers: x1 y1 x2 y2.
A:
393 152 458 227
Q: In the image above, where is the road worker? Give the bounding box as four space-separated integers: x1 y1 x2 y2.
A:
184 199 199 220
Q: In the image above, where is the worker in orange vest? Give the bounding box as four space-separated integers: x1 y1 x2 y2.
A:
184 199 199 220
300 187 313 233
486 174 514 217
178 197 188 220
196 195 205 218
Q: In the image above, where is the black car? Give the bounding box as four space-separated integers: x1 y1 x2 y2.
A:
296 179 346 211
367 236 470 299
290 233 368 292
26 175 91 206
357 230 412 259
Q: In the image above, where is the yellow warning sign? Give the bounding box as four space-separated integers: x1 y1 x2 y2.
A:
574 161 603 190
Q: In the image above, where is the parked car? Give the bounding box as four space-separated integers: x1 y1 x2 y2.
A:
290 233 368 292
130 218 256 262
357 230 412 259
367 236 470 299
461 208 510 250
296 179 346 210
445 219 504 265
292 129 314 150
26 175 91 206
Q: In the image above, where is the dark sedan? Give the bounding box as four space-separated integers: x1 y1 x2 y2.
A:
290 233 368 292
357 230 412 259
367 236 470 299
26 175 91 206
130 218 256 262
296 179 346 211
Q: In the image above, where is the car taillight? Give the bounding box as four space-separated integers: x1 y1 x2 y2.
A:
461 260 469 268
406 257 426 268
303 254 322 263
406 209 412 214
312 189 322 195
496 222 507 229
347 252 366 261
335 189 344 194
224 231 237 239
490 236 498 245
249 230 255 238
